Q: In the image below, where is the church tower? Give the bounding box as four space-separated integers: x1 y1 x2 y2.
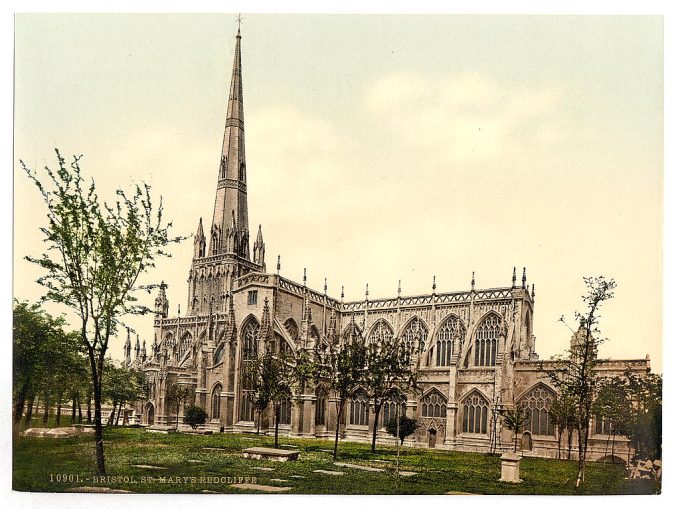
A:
186 27 264 316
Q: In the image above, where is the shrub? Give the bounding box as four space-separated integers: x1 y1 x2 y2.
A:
386 415 419 445
183 405 207 429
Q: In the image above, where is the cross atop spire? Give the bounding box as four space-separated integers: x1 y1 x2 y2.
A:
236 13 243 35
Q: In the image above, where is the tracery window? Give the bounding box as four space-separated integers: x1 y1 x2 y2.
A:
401 318 428 353
462 391 488 434
213 343 225 365
343 323 362 342
211 384 222 420
382 394 404 427
368 320 393 344
435 316 466 366
350 391 368 426
242 319 259 360
518 384 555 436
421 391 447 418
474 314 501 367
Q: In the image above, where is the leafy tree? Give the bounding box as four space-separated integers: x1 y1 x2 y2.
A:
183 405 208 429
364 336 421 453
593 377 631 462
548 392 578 460
315 334 368 459
542 276 617 490
21 150 181 474
502 405 528 452
102 362 146 426
241 356 271 435
166 383 193 430
386 415 419 445
624 370 662 460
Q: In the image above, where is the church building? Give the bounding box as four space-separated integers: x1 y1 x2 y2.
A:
130 27 650 462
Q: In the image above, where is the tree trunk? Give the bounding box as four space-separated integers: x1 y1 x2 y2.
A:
56 399 62 427
71 395 77 424
567 428 573 460
43 394 50 425
78 394 83 423
116 402 123 426
14 382 30 425
23 395 35 425
557 429 563 460
333 400 345 459
274 403 280 449
107 402 117 426
93 369 106 475
371 401 383 453
256 409 261 435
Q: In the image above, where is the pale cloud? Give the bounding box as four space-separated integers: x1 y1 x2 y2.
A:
363 72 563 165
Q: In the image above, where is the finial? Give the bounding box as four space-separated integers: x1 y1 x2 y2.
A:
365 283 369 300
471 271 476 291
236 13 243 35
432 275 437 293
531 284 535 299
512 267 517 288
276 254 281 275
341 285 345 302
522 267 527 289
324 277 327 295
178 304 181 316
398 279 402 297
303 267 307 287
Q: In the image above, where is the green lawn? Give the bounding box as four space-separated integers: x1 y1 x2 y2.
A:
13 427 658 495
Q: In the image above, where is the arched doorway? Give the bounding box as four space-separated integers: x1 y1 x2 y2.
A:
146 402 155 425
428 428 437 448
521 431 533 451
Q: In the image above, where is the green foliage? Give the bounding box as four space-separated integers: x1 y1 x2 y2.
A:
386 415 419 445
166 383 193 429
21 150 182 474
502 406 529 452
183 405 208 429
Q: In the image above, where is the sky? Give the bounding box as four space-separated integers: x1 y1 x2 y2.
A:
13 13 663 371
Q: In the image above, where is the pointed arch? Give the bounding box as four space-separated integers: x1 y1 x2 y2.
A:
367 319 394 343
349 388 369 426
240 315 260 360
517 382 557 436
210 383 223 420
470 311 502 367
342 322 362 342
310 324 320 345
283 318 299 342
460 389 489 435
399 316 428 353
315 384 327 426
429 314 466 367
420 388 448 418
177 331 193 362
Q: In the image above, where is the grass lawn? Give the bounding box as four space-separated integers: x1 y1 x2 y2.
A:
13 426 659 495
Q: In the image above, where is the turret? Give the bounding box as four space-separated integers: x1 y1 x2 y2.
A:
154 281 169 318
124 328 132 365
194 217 206 259
253 224 266 270
134 334 141 359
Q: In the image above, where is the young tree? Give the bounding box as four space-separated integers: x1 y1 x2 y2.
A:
502 405 528 452
241 355 270 435
624 370 662 460
542 276 617 490
166 383 193 430
593 377 631 462
22 150 181 474
316 336 368 459
364 336 421 453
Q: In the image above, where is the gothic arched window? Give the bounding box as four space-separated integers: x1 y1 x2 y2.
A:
382 394 405 427
401 318 428 353
462 391 489 434
241 319 259 360
421 390 447 418
519 385 555 436
435 315 466 366
284 318 299 342
211 384 222 420
240 391 254 422
368 320 393 344
315 386 327 426
343 322 362 342
474 314 501 367
213 343 225 365
350 391 368 426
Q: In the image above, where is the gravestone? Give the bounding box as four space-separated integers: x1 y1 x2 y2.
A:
499 452 522 483
242 447 299 462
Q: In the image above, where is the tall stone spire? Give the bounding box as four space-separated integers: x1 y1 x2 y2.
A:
253 224 265 270
210 27 250 259
194 217 206 259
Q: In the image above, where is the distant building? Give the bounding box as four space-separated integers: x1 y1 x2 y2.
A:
129 27 650 461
